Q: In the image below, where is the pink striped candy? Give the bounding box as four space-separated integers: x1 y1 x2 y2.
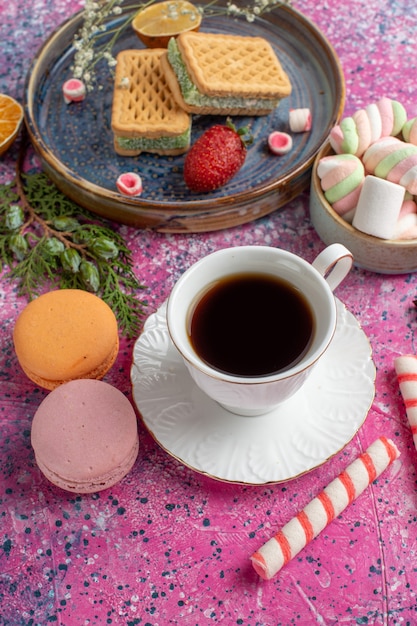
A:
250 436 400 580
395 356 417 442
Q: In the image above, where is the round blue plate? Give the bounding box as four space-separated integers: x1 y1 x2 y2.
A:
24 3 344 232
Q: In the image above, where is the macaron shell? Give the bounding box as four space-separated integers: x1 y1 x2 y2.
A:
31 379 139 493
17 347 119 391
13 289 119 389
35 438 139 493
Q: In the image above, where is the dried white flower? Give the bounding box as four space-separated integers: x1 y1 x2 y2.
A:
119 76 130 89
71 0 290 91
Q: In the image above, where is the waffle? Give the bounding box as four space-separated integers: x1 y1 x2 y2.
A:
161 31 292 116
111 49 192 156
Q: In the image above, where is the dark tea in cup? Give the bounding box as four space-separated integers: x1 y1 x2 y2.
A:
167 244 352 415
188 272 315 377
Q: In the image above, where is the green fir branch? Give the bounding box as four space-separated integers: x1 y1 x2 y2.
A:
0 139 147 338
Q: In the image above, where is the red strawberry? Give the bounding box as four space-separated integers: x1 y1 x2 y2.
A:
184 118 252 192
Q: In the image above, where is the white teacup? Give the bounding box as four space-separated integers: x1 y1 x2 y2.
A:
167 244 353 416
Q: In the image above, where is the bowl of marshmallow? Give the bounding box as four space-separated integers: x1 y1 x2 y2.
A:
310 96 417 274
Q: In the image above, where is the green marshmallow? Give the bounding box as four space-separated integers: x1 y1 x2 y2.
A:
374 144 417 179
340 117 359 155
324 156 364 204
402 117 417 143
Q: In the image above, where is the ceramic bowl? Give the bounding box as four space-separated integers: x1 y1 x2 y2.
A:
309 143 417 274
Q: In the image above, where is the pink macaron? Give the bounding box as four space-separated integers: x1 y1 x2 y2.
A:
31 379 139 493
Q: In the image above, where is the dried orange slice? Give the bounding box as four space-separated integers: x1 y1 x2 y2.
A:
0 94 24 156
132 0 201 48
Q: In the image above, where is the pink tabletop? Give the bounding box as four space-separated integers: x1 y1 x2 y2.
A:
1 0 417 623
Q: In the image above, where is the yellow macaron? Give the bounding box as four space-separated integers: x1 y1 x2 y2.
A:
13 289 119 390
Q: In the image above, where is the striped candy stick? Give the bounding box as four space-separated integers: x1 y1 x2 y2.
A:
394 355 417 443
250 437 400 580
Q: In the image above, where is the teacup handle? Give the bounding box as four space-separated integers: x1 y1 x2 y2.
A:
311 243 353 291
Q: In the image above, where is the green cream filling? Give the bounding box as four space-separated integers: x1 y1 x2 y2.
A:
167 37 279 110
116 127 191 151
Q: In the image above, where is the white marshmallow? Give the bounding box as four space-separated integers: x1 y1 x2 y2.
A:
289 108 312 133
62 78 86 104
352 175 405 239
365 103 383 144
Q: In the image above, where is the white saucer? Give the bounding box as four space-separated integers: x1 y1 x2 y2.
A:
131 300 375 485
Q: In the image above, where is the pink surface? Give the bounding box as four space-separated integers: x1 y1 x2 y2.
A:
1 0 417 623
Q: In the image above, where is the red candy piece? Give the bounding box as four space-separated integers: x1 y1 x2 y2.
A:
268 131 293 155
116 173 143 196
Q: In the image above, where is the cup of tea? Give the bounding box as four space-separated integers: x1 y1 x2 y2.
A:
166 244 353 416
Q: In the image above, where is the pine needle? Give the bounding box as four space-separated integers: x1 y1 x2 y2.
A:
0 135 147 338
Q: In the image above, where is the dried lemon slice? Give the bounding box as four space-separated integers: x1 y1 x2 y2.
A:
0 94 24 156
132 0 201 48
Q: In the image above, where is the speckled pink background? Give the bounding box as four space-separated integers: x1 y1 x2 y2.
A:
1 0 417 624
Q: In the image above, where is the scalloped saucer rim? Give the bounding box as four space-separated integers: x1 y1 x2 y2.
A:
130 299 375 485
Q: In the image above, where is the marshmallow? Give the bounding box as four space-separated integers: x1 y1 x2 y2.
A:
268 131 293 155
352 175 405 239
62 78 86 104
250 437 400 580
393 199 417 239
394 212 417 240
402 117 417 145
362 136 417 195
362 136 402 172
317 154 365 221
329 97 407 157
289 108 312 133
116 172 143 196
